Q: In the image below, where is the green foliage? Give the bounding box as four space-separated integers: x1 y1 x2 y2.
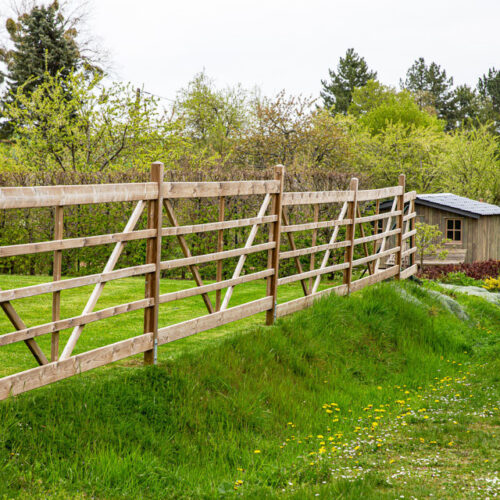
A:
3 71 186 172
401 57 455 129
415 222 450 268
477 67 500 129
321 48 377 115
174 71 248 157
439 271 482 287
0 1 83 92
440 124 500 204
350 81 444 134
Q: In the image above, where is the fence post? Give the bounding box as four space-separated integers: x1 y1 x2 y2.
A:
51 205 63 362
409 196 416 266
144 162 164 365
216 196 225 311
266 165 284 326
343 177 358 293
396 174 406 280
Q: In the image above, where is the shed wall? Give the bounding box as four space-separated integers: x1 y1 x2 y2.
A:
415 206 500 262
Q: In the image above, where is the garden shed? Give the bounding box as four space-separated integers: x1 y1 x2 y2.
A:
382 193 500 264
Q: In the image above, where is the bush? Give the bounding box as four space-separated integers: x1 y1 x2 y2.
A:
440 271 482 287
483 276 500 292
418 260 500 281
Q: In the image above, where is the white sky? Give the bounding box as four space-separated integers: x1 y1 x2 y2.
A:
88 0 500 100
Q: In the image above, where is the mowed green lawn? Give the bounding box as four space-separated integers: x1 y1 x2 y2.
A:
0 273 340 378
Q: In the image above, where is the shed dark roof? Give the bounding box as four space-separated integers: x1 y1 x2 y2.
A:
416 193 500 218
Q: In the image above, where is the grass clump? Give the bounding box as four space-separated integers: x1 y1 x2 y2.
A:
0 281 498 498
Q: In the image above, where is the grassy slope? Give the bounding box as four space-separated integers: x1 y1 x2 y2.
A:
0 281 499 499
0 275 340 377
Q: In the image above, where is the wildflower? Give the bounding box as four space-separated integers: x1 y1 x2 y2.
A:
254 450 261 454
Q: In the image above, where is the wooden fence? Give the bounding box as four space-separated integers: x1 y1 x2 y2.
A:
0 163 417 400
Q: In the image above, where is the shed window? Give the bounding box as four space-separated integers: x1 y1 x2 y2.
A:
446 219 462 242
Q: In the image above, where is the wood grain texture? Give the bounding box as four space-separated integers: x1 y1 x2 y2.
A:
0 183 157 209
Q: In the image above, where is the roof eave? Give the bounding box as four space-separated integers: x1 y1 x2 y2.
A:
415 199 480 219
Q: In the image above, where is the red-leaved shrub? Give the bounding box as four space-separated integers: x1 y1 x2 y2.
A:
418 260 500 280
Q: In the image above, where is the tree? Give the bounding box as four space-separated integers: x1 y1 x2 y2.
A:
320 48 377 115
440 125 500 204
415 222 449 268
478 67 500 129
450 84 483 129
349 81 444 135
0 1 94 95
3 71 185 172
401 58 455 128
0 1 102 138
174 71 247 157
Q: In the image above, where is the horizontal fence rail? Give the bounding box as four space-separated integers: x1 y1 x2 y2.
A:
0 164 417 400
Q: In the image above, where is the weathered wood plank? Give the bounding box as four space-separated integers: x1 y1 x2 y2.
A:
0 183 157 209
404 191 417 202
161 215 277 237
266 166 285 324
0 263 155 303
0 332 154 400
0 298 153 346
144 163 164 365
355 211 402 224
276 284 349 317
0 229 155 257
216 196 225 311
343 178 358 291
349 265 399 292
278 261 350 286
158 297 273 345
280 240 351 260
352 247 400 268
0 300 48 365
402 246 417 258
403 212 417 222
161 180 280 198
400 263 418 280
51 205 63 361
160 242 275 271
281 218 352 233
353 228 400 246
396 175 406 280
309 204 319 291
159 269 274 305
356 186 403 201
282 190 354 206
402 229 417 240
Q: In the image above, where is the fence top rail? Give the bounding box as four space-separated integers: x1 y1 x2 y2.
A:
0 180 281 209
356 186 404 201
0 183 158 209
161 180 281 198
282 190 354 206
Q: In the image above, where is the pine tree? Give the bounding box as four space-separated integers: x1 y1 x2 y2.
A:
478 68 500 129
0 1 83 97
401 57 455 128
320 48 377 115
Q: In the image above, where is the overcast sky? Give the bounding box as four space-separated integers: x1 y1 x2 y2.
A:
90 0 499 101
